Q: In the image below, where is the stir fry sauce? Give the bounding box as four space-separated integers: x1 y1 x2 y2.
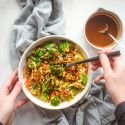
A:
23 41 88 106
85 14 119 48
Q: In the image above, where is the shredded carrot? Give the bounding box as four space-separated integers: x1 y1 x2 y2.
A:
33 70 37 80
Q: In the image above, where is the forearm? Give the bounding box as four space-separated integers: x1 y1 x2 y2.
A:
115 101 125 125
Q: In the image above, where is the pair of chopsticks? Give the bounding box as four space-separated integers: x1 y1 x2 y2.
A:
66 50 121 67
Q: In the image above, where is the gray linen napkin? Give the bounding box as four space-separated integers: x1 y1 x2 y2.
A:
9 0 117 125
10 0 64 69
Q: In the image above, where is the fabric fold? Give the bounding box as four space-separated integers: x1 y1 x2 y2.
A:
10 0 64 69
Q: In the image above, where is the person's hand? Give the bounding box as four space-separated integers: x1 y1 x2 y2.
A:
0 69 29 125
91 50 125 105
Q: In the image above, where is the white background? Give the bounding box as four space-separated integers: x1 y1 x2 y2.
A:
0 0 125 125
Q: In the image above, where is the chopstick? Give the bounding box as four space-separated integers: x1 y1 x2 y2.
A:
66 50 121 67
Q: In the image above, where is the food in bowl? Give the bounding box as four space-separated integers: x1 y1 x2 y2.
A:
23 40 88 106
84 9 122 49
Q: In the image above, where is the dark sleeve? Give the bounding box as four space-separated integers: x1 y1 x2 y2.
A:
115 101 125 125
0 122 3 125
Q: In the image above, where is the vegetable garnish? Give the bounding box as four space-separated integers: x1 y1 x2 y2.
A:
23 41 88 106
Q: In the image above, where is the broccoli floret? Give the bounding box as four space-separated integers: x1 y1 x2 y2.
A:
28 56 41 69
59 41 69 53
44 43 58 53
40 92 49 102
80 72 87 85
35 48 45 57
50 64 64 77
71 88 81 96
51 95 61 106
42 78 52 92
31 82 38 90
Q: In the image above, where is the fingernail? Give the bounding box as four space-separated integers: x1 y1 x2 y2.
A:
99 53 104 59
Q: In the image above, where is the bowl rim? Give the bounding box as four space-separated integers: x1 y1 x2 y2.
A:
83 8 123 50
18 35 93 110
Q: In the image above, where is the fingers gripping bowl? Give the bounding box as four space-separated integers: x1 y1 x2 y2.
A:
18 36 92 109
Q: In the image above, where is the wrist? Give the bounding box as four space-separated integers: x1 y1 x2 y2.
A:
0 122 4 125
113 95 125 106
0 115 7 125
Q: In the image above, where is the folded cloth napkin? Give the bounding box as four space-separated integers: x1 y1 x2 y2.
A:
10 0 64 69
9 0 117 125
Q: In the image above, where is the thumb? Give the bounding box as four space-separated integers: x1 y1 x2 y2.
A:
10 81 22 100
99 53 113 75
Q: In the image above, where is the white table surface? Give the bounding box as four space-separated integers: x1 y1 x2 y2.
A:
0 0 125 125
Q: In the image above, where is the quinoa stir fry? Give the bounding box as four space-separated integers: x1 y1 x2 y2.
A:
23 41 88 106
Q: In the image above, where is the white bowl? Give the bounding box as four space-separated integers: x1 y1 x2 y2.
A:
18 35 93 110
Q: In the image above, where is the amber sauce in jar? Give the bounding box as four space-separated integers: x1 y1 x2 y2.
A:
85 14 119 48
